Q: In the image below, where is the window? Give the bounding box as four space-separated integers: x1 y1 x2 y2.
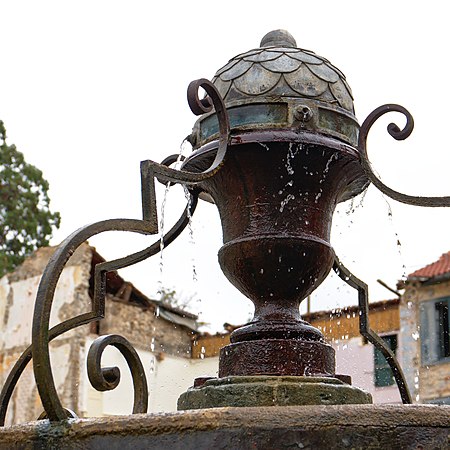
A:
374 334 397 387
420 297 450 365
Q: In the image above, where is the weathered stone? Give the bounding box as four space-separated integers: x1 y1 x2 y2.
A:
177 376 372 409
0 405 448 449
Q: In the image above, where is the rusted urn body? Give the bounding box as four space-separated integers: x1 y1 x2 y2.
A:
185 134 366 378
182 29 368 384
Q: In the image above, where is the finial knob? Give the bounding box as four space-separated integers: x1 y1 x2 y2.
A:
260 29 297 48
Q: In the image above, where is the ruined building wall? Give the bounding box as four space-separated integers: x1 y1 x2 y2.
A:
0 244 93 425
0 244 197 423
100 299 193 358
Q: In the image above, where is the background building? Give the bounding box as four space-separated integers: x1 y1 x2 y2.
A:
399 251 450 404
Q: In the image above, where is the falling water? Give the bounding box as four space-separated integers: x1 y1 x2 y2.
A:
158 139 191 295
158 182 171 296
345 188 368 215
383 196 407 279
183 184 198 282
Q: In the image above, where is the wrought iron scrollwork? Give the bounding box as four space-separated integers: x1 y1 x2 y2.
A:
87 335 148 414
0 78 229 424
358 104 450 207
333 255 412 404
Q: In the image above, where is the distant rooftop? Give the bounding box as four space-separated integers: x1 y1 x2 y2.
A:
407 251 450 281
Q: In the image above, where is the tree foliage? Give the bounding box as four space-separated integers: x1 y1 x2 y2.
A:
159 287 194 313
0 121 60 277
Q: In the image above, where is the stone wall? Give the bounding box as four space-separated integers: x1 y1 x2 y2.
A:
100 298 193 358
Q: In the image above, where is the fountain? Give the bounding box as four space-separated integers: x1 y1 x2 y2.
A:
0 30 449 449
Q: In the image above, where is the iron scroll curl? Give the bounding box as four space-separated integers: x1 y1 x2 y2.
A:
87 334 148 414
0 79 230 424
358 104 450 207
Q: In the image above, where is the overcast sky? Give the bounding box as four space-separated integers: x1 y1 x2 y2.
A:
1 1 449 331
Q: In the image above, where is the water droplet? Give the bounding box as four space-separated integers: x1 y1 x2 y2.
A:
258 142 271 151
279 194 295 212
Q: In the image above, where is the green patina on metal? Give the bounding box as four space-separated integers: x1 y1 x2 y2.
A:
178 376 372 410
200 103 288 141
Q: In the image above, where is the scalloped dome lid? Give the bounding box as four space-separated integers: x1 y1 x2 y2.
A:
190 30 359 148
211 29 355 113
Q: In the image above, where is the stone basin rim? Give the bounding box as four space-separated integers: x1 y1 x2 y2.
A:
0 405 448 441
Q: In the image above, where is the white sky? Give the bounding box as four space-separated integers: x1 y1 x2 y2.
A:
1 1 449 331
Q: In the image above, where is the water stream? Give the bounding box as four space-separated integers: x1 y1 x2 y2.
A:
157 139 192 296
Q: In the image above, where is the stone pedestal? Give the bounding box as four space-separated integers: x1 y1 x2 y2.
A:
177 376 371 409
0 405 448 449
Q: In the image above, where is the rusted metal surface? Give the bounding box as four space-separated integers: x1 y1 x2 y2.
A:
219 340 335 377
184 134 367 378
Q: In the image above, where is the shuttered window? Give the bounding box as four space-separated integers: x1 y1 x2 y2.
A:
420 297 450 365
374 334 397 387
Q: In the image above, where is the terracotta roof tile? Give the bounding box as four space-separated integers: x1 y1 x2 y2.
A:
408 251 450 279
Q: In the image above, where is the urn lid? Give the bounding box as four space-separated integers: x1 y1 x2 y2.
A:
190 30 359 148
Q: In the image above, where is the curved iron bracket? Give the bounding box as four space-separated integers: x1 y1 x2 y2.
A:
333 255 412 404
358 104 450 207
0 78 230 424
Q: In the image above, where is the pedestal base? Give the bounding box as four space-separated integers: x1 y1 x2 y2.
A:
177 376 372 410
219 339 335 377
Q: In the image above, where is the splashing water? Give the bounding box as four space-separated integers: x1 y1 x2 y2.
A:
286 142 300 176
414 368 420 402
278 143 302 211
280 194 295 212
150 337 155 352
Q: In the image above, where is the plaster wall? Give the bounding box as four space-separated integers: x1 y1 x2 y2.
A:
334 336 401 404
83 335 219 415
